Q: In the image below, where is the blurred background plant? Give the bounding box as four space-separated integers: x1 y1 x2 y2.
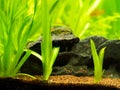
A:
83 0 120 40
50 0 120 40
51 0 102 39
99 0 120 39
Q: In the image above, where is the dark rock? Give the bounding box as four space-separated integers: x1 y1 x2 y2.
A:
21 26 79 75
54 52 90 66
27 26 79 52
21 55 43 75
97 40 120 69
71 36 108 66
98 40 120 61
103 64 120 78
51 36 108 76
21 35 120 78
52 65 88 76
84 36 108 47
51 26 79 51
116 63 120 73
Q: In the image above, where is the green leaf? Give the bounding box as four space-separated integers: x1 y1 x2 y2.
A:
90 39 105 83
12 50 31 76
50 47 59 68
90 39 100 71
99 47 106 69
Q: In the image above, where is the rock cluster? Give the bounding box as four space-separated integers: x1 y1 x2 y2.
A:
21 27 120 78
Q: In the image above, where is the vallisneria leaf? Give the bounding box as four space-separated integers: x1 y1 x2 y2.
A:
41 0 59 80
50 47 60 68
99 47 106 69
90 39 105 83
31 50 42 61
90 39 100 71
0 0 42 77
12 50 31 76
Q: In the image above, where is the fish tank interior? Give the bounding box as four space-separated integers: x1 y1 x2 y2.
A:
49 0 120 40
23 0 120 40
0 0 120 90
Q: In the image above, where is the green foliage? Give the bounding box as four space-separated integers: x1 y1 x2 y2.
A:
50 0 120 40
0 0 42 77
100 0 120 39
82 0 120 40
90 39 106 83
50 0 102 39
83 13 120 39
0 0 59 80
0 0 119 80
41 0 59 80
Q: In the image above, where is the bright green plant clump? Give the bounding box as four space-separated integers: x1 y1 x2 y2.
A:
0 0 59 80
41 0 59 80
0 0 42 77
25 0 60 80
90 39 106 83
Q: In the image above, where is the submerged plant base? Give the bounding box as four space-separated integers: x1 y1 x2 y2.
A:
0 75 119 90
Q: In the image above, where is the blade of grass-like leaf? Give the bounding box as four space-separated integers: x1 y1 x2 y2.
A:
90 39 101 82
12 50 31 76
0 56 3 76
0 0 5 10
28 0 43 41
42 0 52 62
0 9 8 76
41 0 52 80
24 49 42 61
87 0 101 15
3 21 15 76
0 10 8 43
13 6 28 21
50 0 67 25
50 47 59 68
33 0 38 14
17 16 32 46
99 47 106 70
7 16 33 75
16 73 36 79
44 47 59 79
90 39 100 71
41 0 60 80
49 0 59 15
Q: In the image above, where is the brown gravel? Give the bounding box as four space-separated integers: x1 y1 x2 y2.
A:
31 75 120 89
3 75 117 90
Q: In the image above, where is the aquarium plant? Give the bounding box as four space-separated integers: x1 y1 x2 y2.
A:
51 0 120 40
72 0 102 39
100 0 120 39
90 39 106 83
40 0 59 80
0 0 42 77
26 0 60 80
75 0 120 40
51 0 102 39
